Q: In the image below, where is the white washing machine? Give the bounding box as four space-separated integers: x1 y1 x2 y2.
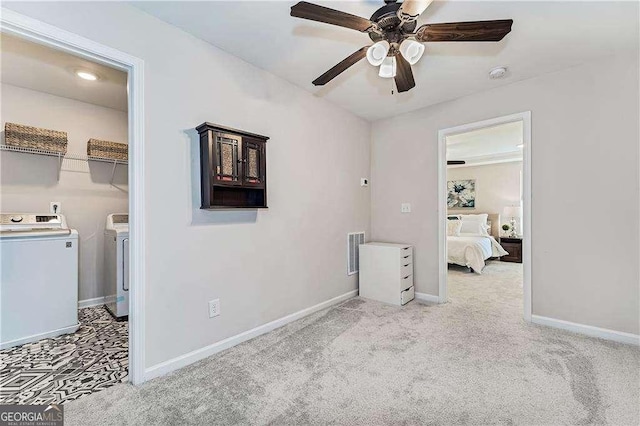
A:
0 213 79 349
104 213 129 319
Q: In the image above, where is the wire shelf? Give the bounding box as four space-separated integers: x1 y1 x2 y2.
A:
1 144 127 183
0 144 128 165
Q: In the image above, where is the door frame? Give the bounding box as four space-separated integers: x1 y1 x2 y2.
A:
1 8 147 384
437 112 532 322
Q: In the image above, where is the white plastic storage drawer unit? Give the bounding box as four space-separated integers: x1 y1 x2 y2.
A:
359 242 414 306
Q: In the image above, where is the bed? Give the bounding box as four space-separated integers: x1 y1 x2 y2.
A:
447 213 508 274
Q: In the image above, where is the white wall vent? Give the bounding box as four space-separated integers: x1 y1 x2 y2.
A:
347 232 365 275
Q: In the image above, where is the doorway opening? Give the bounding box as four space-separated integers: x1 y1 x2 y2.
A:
437 112 531 321
0 8 146 404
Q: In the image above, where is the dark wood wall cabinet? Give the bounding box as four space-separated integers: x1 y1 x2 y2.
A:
197 122 268 209
500 237 523 263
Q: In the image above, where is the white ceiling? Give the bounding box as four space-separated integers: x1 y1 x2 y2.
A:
133 1 639 121
447 120 522 166
0 33 128 111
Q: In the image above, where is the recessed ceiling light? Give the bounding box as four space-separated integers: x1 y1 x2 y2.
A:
75 70 98 81
489 66 508 79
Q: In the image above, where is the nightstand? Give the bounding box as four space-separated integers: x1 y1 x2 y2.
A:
500 237 523 263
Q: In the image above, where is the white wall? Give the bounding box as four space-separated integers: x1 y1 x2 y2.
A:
371 55 639 335
0 83 128 302
447 161 523 234
3 2 371 368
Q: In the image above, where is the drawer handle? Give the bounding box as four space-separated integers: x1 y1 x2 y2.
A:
403 255 410 259
403 247 410 250
404 264 410 267
403 275 411 279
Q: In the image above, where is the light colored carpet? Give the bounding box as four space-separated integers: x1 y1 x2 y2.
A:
65 262 639 425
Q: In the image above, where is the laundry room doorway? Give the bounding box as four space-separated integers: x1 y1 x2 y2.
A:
0 8 146 401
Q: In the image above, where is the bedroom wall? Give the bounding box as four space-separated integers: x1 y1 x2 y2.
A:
0 83 129 302
371 54 639 335
3 2 371 368
447 161 523 234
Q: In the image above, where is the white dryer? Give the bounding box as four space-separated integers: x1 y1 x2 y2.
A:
0 213 79 349
104 213 129 319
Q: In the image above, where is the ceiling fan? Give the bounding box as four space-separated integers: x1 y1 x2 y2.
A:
290 0 513 93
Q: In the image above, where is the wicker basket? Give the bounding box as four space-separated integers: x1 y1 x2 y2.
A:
4 122 68 154
87 139 128 161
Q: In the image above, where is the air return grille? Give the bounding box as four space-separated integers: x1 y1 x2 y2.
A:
347 232 365 275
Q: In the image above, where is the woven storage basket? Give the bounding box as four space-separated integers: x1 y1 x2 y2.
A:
87 139 128 161
4 122 68 154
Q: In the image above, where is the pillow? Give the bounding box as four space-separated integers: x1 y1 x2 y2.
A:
458 213 489 235
459 214 488 223
459 220 488 235
447 220 462 236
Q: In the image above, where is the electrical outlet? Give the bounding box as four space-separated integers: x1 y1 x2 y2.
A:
401 203 411 213
208 299 220 318
50 202 62 214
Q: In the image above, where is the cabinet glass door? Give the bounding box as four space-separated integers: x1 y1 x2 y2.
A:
214 133 241 184
242 140 264 186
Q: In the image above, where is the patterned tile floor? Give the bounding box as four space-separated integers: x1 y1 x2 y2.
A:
0 306 128 405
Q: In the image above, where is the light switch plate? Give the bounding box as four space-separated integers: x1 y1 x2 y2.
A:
401 203 411 213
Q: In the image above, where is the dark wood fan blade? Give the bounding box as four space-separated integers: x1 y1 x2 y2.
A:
398 0 434 23
447 160 466 165
312 46 368 86
415 20 513 42
394 54 415 93
291 2 375 32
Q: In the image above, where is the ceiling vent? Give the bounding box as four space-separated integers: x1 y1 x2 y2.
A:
347 232 366 276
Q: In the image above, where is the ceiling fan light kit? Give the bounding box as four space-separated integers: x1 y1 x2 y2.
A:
399 40 425 65
290 0 513 93
379 56 397 78
366 41 390 66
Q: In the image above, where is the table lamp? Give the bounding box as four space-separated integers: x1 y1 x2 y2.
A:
503 205 521 237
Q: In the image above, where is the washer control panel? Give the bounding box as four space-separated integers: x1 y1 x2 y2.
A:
0 214 67 232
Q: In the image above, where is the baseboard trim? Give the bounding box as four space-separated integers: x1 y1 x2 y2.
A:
144 289 358 381
78 296 106 309
415 292 440 303
531 315 640 346
0 323 80 350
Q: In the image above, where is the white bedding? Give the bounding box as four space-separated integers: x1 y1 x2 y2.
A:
447 233 508 274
